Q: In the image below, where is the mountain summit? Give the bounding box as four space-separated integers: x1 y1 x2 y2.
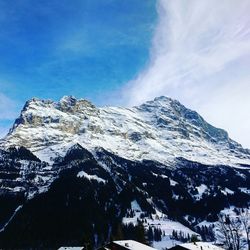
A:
1 96 249 166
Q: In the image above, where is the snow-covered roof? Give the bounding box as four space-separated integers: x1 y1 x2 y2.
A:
176 242 224 250
113 240 157 250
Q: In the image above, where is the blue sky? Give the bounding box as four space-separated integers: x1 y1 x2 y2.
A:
0 0 156 135
1 0 250 148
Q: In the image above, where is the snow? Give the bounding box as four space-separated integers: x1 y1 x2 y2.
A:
122 201 198 250
0 205 23 233
219 206 238 217
170 179 178 186
221 188 234 195
194 184 208 199
178 242 224 250
2 96 250 168
239 187 250 194
131 200 142 212
149 219 197 237
13 186 25 192
77 171 106 184
114 240 156 250
206 206 250 249
196 220 214 228
160 174 168 179
153 237 183 250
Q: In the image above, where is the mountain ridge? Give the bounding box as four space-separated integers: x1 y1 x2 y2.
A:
1 95 249 166
1 96 250 168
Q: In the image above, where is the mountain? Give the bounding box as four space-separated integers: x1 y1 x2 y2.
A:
0 96 249 249
2 96 250 166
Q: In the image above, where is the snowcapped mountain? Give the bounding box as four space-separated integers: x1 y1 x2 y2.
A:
0 96 249 249
1 96 250 166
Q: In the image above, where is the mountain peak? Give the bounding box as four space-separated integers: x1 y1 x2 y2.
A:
22 97 53 111
142 96 173 106
59 95 77 106
153 95 173 102
138 96 182 112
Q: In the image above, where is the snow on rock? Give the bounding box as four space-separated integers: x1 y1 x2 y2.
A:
239 187 250 194
221 187 234 195
194 184 208 200
1 96 250 167
170 179 178 186
77 171 106 184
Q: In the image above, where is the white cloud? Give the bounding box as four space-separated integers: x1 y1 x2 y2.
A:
123 0 250 148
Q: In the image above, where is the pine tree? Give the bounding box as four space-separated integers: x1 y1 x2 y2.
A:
135 221 147 244
148 226 154 242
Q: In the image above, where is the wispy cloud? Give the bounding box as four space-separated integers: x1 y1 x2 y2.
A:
123 0 250 148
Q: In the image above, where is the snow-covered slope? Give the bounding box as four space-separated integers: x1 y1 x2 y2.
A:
0 141 249 248
176 242 224 250
1 96 250 166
